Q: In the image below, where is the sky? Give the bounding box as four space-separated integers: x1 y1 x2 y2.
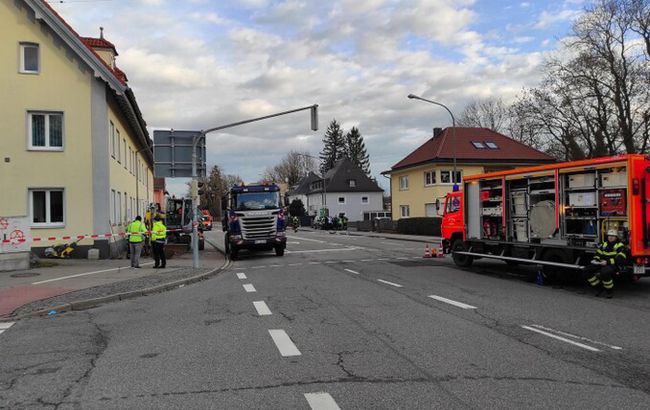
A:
49 0 587 195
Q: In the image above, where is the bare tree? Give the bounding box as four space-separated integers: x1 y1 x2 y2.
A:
263 150 318 187
457 98 509 133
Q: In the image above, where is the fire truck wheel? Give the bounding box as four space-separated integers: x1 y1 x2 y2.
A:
452 239 473 267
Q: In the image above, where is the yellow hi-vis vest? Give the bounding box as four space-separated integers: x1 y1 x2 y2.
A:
151 221 167 241
127 220 146 243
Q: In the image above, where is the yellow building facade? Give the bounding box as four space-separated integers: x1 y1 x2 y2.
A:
0 0 153 258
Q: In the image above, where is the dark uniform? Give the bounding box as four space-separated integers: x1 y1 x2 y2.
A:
583 235 627 298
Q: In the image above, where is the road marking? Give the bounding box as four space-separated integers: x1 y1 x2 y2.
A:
528 324 621 350
344 269 360 275
0 322 15 336
324 261 336 264
361 259 372 262
268 329 301 357
376 258 389 261
287 235 328 244
377 279 403 288
252 266 267 269
342 260 354 263
253 301 272 316
32 262 155 285
396 257 409 260
269 264 282 267
521 325 601 352
243 284 256 293
287 247 360 254
236 272 247 280
309 262 322 265
287 241 301 244
304 392 341 410
428 295 477 309
288 263 303 266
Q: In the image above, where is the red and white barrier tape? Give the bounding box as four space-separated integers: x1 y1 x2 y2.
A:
1 228 190 244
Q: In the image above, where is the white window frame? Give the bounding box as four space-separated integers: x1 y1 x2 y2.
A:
110 122 116 158
440 169 463 185
111 189 116 224
116 129 122 163
361 196 369 204
400 205 410 218
123 139 127 169
117 192 122 224
19 42 39 74
29 188 65 228
424 170 436 186
338 196 346 204
124 192 128 223
27 111 64 151
399 175 409 191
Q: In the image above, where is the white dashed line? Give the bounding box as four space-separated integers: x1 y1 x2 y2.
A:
269 264 282 267
376 258 389 261
236 272 247 280
377 279 403 288
428 295 477 310
0 322 15 336
344 269 360 275
252 266 267 269
243 284 256 293
253 301 272 316
287 248 360 254
287 235 328 244
288 263 303 266
342 260 354 263
361 259 373 262
527 324 622 350
396 257 409 260
304 392 341 410
522 325 601 352
268 329 301 357
324 261 336 264
309 262 322 265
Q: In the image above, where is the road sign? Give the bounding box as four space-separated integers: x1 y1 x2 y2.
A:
153 130 206 178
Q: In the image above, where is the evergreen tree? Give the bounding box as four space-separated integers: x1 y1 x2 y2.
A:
319 119 345 174
344 126 371 176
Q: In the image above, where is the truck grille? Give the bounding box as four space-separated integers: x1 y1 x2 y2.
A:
240 216 276 240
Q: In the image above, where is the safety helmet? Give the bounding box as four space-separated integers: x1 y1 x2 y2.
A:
606 229 618 237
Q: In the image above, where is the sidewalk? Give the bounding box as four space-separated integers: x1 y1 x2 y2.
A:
0 241 225 319
300 227 442 244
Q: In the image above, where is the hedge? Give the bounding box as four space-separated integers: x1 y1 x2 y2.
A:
397 217 442 236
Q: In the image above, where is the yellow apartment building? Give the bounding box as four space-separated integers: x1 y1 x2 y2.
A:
383 127 555 220
0 0 153 259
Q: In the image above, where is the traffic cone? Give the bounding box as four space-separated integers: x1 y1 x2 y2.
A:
423 244 432 258
436 247 444 258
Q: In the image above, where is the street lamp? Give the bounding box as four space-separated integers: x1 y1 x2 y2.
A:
407 94 459 191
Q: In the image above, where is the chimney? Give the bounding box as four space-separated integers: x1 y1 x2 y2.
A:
433 128 443 138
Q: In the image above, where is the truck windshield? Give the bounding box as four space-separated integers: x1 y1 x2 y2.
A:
446 196 461 213
234 192 280 210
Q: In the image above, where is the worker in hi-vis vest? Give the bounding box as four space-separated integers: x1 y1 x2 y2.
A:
127 215 147 268
151 215 167 269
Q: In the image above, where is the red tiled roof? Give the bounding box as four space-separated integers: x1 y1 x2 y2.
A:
80 37 118 55
39 0 127 86
391 127 555 170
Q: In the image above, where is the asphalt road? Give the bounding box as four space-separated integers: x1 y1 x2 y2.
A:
1 230 650 409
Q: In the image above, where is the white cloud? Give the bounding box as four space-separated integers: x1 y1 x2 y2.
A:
534 9 580 29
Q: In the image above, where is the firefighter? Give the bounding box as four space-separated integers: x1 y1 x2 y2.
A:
583 229 627 298
151 215 167 269
126 215 147 268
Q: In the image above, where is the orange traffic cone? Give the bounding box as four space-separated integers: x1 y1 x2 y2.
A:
423 244 432 258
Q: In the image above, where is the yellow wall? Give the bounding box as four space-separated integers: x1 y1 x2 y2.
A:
390 163 485 219
0 2 94 239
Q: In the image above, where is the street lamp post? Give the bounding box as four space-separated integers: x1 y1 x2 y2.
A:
407 94 459 191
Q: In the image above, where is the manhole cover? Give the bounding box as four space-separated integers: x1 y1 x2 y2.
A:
10 272 40 278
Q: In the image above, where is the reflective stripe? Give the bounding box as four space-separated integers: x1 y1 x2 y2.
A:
602 280 614 289
588 276 600 286
609 258 615 265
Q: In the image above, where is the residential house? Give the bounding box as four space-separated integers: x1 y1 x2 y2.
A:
0 0 153 258
383 127 555 220
289 159 384 222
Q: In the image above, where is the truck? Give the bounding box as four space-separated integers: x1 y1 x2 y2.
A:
440 154 650 280
222 183 286 259
165 196 205 250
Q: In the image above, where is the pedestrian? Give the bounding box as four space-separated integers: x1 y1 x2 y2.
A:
151 215 167 269
583 229 627 298
126 215 147 268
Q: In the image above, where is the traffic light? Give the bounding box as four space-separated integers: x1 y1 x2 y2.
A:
310 105 319 131
197 181 205 196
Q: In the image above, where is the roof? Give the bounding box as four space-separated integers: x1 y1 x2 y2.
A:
24 0 153 164
80 36 118 55
389 127 555 172
323 158 383 193
289 172 320 195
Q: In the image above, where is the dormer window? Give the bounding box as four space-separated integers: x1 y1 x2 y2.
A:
348 179 356 188
485 141 499 149
19 42 39 74
471 141 485 149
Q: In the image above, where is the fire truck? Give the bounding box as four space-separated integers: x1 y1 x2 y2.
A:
440 154 650 279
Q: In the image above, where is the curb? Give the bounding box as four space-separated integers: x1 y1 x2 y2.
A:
1 242 230 322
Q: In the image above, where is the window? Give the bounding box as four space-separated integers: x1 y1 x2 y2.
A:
110 122 115 158
123 139 127 169
424 170 436 186
19 43 39 73
400 205 410 218
440 170 462 184
124 192 128 223
27 112 63 150
361 196 369 204
111 190 116 224
399 175 409 190
30 189 64 227
338 196 345 204
117 192 122 224
446 196 461 213
471 141 485 149
348 179 356 188
485 141 499 149
425 203 437 217
116 130 121 163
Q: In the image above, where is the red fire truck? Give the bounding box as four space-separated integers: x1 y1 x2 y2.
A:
440 154 650 279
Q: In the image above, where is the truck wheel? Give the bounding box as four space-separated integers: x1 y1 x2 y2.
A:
275 246 285 256
452 239 473 267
